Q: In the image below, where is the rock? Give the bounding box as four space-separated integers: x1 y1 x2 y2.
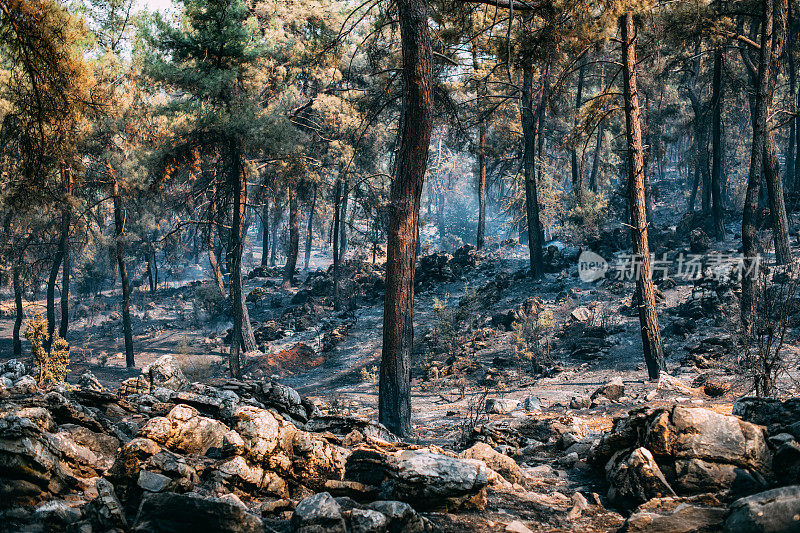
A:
132 492 264 533
140 404 229 455
365 500 427 533
141 355 188 391
521 396 542 412
591 377 625 403
724 485 800 533
305 416 398 443
0 359 26 381
460 443 522 484
566 492 589 519
689 229 710 253
570 396 591 409
485 398 520 414
505 520 534 533
591 406 771 506
12 375 38 394
657 374 696 395
607 447 676 510
702 380 729 398
571 307 593 322
291 492 346 533
137 470 171 492
348 508 388 533
85 478 127 530
773 441 800 485
622 494 726 533
346 449 489 511
733 397 800 438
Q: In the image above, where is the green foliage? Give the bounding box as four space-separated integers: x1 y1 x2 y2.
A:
193 282 227 318
25 314 69 386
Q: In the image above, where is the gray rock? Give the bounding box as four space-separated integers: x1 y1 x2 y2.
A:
137 470 171 492
346 449 489 511
348 508 388 533
86 478 127 530
141 355 188 391
724 485 800 533
132 492 263 533
521 396 542 412
486 398 520 414
570 395 591 409
622 494 726 533
291 492 346 533
366 500 427 533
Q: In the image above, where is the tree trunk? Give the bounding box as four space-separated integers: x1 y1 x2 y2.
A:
764 131 792 263
571 59 586 202
620 11 664 380
589 116 603 191
742 0 778 334
261 196 269 268
112 177 135 368
283 185 299 288
13 266 23 356
269 204 279 266
146 251 155 293
472 43 487 249
788 4 796 188
227 140 256 378
207 176 225 294
521 61 545 277
379 0 433 438
333 178 342 311
339 184 349 262
46 244 64 350
711 46 726 240
58 166 72 343
304 184 317 271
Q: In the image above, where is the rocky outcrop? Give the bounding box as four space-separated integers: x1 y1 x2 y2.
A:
589 406 771 509
132 492 264 533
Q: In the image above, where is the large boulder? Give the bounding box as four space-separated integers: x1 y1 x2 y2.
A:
724 485 800 533
132 492 263 533
590 406 771 509
140 404 229 455
142 355 189 391
345 449 489 511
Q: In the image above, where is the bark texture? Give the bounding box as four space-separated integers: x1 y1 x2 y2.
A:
379 0 433 437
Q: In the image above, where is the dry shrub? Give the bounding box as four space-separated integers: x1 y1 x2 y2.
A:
25 314 69 385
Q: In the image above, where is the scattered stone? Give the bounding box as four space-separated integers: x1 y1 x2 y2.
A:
570 396 591 410
622 494 726 533
486 398 520 414
505 519 534 533
591 377 625 403
571 307 592 322
460 443 522 484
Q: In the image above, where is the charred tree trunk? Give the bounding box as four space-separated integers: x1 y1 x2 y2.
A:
711 46 726 240
589 116 604 191
112 176 134 368
339 188 349 263
742 0 779 334
58 166 72 343
304 184 317 271
333 178 343 310
379 0 433 438
472 43 487 250
227 140 257 378
764 131 792 263
46 244 64 350
13 266 23 356
620 11 664 380
146 251 155 293
269 203 280 266
208 179 225 294
283 185 299 288
571 59 586 202
521 61 545 278
261 197 269 268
